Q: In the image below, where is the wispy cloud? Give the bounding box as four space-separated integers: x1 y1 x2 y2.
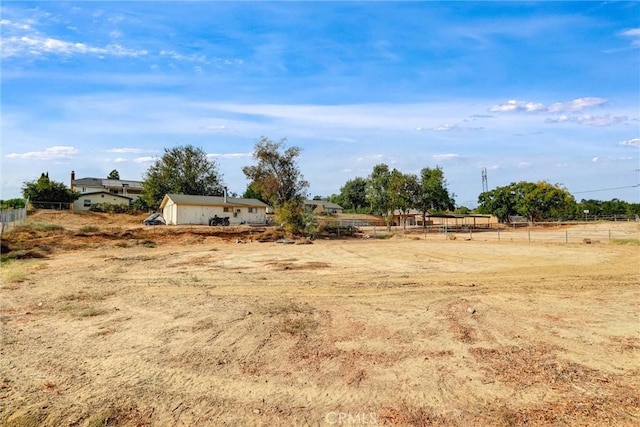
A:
105 147 158 154
431 123 483 131
620 137 640 147
546 114 630 126
547 97 607 113
5 146 78 160
1 35 148 59
489 97 606 114
620 28 640 46
432 153 460 161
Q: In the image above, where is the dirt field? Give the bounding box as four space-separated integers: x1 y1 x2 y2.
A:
1 211 639 426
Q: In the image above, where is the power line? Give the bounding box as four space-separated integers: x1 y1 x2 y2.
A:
572 184 639 194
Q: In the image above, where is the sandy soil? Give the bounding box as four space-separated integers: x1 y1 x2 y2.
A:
1 212 639 426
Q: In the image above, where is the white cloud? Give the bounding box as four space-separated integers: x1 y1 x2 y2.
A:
592 157 599 162
620 28 640 46
545 115 570 123
620 138 640 147
200 125 228 132
105 147 144 154
356 154 384 162
546 113 629 126
114 158 128 163
160 50 207 63
5 146 78 160
433 124 458 131
1 35 148 59
432 153 460 161
0 19 31 30
490 97 607 115
133 156 156 163
547 97 607 113
489 100 546 113
518 161 530 168
575 115 628 126
432 123 483 131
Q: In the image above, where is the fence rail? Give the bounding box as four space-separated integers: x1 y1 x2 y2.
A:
364 226 639 243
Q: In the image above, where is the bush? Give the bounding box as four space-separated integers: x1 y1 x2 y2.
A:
89 203 132 214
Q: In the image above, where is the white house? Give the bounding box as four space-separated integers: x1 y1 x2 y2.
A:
70 171 144 204
160 193 270 225
73 192 132 211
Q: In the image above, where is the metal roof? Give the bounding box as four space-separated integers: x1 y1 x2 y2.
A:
161 194 270 209
304 200 344 209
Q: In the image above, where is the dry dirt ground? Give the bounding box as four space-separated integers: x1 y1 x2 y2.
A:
1 211 639 426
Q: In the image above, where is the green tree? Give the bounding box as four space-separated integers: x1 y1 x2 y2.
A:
516 181 575 222
388 170 419 230
107 169 120 180
142 145 225 208
336 177 369 213
366 164 393 230
242 183 269 204
478 181 575 223
0 198 26 210
242 137 309 234
415 166 455 228
477 184 518 223
22 173 80 208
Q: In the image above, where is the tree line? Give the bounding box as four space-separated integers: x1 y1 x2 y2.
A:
19 137 639 230
476 181 640 223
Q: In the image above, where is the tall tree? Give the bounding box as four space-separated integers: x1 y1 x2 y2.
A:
22 172 80 208
242 137 309 233
388 170 419 230
242 137 308 207
366 164 393 230
142 145 224 208
107 169 120 180
415 166 455 227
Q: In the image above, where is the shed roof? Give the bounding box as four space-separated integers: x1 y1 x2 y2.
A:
160 194 270 209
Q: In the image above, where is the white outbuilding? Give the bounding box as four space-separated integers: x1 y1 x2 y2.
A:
159 193 270 225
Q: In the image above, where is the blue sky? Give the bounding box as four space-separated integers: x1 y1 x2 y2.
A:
1 1 639 207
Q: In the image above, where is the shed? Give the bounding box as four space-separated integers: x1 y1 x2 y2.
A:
159 194 270 225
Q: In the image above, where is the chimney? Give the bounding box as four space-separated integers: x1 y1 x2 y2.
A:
71 171 76 189
223 187 228 204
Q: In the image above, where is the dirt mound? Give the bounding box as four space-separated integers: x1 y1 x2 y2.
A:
1 214 286 257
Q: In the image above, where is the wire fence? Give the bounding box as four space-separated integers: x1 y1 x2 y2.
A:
361 225 640 243
442 228 639 243
0 202 28 236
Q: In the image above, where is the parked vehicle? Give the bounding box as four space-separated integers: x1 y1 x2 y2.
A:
209 215 230 226
143 213 165 226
